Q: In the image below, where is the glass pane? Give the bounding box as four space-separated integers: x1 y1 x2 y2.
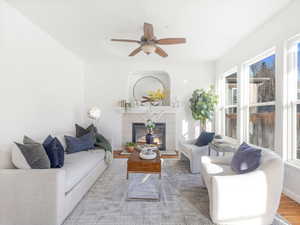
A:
249 105 275 149
249 55 275 104
298 43 300 99
225 107 237 139
225 73 237 105
297 105 300 159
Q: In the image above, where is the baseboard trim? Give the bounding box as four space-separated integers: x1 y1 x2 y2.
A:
283 188 300 204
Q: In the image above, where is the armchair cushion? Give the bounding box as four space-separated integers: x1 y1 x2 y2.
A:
195 131 215 147
231 142 262 174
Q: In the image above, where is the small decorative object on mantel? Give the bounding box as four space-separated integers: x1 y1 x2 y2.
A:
189 86 218 131
119 99 131 111
125 142 136 153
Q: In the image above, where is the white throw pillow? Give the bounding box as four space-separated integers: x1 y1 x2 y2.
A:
11 143 31 169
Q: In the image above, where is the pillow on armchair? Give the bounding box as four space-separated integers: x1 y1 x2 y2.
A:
231 142 262 174
195 131 215 147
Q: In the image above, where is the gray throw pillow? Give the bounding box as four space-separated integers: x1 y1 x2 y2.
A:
14 136 50 169
231 142 262 174
75 124 97 145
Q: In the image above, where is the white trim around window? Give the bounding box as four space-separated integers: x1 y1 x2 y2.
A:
218 66 238 141
286 34 300 162
241 47 276 150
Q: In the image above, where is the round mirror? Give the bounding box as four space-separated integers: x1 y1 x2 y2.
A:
133 76 165 103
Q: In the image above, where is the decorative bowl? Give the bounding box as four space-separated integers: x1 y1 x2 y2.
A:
139 151 157 160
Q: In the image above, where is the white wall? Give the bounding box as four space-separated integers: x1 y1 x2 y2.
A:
84 58 215 149
0 0 84 145
215 0 300 203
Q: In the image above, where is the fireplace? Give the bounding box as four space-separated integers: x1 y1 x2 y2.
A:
132 123 166 150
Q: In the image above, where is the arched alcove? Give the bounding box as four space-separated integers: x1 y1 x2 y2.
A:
128 71 171 106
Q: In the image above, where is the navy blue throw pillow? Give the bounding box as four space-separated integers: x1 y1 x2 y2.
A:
195 131 215 147
43 136 64 168
43 135 54 147
65 132 95 154
231 142 262 174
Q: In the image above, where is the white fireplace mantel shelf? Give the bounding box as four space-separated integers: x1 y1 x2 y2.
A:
118 106 178 114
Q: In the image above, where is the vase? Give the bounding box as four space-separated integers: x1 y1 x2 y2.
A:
146 129 154 144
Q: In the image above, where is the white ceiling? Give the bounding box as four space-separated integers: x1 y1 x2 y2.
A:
6 0 292 63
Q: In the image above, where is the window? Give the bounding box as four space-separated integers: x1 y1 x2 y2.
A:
288 38 300 160
297 43 300 159
247 53 276 150
224 71 238 139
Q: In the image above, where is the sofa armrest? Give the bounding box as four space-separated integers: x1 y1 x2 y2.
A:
0 169 65 225
210 159 283 224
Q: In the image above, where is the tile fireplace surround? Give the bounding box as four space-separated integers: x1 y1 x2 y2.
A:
122 112 177 150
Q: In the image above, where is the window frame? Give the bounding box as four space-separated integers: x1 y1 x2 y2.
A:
241 48 276 149
286 34 300 162
220 67 238 141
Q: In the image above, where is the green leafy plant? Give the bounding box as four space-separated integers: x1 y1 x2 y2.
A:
189 86 218 130
125 142 136 147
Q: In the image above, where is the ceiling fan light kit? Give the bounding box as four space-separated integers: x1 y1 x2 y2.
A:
111 23 186 58
141 44 156 54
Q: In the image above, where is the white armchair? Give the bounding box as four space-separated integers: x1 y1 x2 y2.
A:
200 149 284 225
180 138 210 173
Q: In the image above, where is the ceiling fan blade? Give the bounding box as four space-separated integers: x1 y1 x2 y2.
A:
155 46 168 57
111 39 140 43
144 23 154 40
129 47 142 56
156 38 186 45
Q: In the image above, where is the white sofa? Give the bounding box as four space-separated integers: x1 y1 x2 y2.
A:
200 148 284 225
180 138 210 173
0 133 108 225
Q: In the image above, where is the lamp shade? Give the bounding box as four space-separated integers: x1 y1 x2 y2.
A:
88 107 101 120
142 44 156 54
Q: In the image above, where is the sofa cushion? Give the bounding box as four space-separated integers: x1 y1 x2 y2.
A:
63 149 105 193
43 136 65 168
65 132 95 154
201 161 235 191
195 131 215 147
12 136 50 169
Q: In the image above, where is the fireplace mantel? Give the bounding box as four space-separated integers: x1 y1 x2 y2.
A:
119 106 178 114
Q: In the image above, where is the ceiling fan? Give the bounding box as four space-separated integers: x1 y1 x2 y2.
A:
111 23 186 58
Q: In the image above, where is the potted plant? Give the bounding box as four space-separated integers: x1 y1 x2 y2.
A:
125 142 136 153
189 86 218 131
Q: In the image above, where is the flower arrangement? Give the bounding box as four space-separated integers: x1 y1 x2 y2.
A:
145 119 156 130
147 89 166 101
142 89 166 105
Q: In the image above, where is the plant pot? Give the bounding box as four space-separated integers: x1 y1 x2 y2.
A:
126 146 135 153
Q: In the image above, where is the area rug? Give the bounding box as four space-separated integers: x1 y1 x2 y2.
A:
63 158 290 225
